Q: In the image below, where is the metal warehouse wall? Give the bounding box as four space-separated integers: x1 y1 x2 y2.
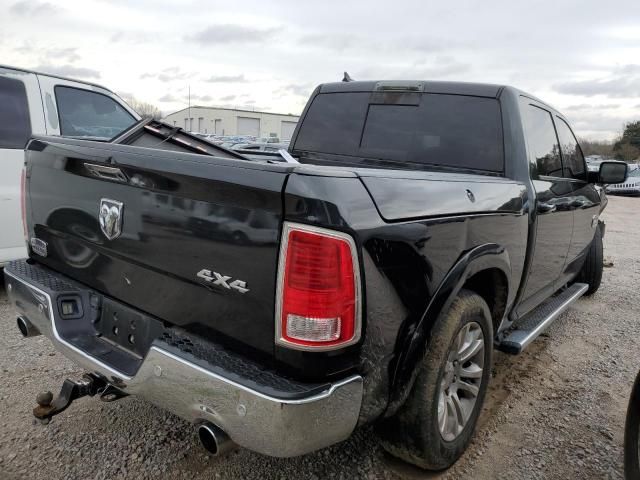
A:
162 106 300 140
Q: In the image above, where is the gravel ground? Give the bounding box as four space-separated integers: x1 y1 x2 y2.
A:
0 195 638 480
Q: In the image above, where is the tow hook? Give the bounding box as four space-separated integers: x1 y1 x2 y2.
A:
33 373 126 423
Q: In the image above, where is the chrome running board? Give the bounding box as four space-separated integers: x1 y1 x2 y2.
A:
499 283 589 354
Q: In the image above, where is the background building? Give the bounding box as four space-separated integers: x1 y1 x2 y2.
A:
162 106 300 140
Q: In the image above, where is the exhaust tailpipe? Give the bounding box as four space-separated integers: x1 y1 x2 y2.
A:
197 423 235 457
17 316 41 338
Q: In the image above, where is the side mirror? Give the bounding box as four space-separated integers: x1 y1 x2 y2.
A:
590 161 628 184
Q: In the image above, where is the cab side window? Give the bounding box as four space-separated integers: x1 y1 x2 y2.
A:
55 86 136 139
555 117 586 181
0 76 31 149
523 104 562 178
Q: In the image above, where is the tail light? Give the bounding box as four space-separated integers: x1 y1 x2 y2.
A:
20 167 27 241
275 222 361 351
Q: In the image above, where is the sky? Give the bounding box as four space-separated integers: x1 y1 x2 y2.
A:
1 0 639 140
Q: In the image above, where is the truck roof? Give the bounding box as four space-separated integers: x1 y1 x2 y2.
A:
0 64 114 93
318 80 505 98
316 80 561 116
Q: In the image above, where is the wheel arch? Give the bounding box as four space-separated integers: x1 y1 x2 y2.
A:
386 243 512 415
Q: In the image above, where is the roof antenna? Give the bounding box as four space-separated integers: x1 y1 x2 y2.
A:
342 71 354 82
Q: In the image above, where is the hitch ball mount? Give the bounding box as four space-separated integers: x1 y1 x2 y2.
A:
33 373 127 423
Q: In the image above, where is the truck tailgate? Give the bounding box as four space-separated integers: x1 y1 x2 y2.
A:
25 137 292 355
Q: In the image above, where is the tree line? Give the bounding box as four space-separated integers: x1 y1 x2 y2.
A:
580 121 640 162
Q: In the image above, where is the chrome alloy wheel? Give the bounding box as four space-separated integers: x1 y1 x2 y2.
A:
437 321 485 442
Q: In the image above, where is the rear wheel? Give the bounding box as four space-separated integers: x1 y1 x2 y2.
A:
577 224 603 296
378 289 493 470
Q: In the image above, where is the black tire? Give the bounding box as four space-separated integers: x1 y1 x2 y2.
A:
577 224 603 296
378 289 493 470
625 371 640 480
232 231 249 245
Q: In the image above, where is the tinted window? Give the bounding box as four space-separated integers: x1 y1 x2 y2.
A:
294 92 504 172
523 105 562 177
55 86 136 139
0 76 31 148
295 92 369 156
555 117 586 180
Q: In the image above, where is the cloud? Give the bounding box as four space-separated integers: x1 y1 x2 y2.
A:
157 93 213 103
282 84 313 97
47 47 81 62
297 32 452 55
411 56 471 78
32 64 100 79
10 0 59 16
554 64 640 98
220 95 237 102
204 74 247 83
563 105 637 140
141 67 191 82
187 25 279 45
352 55 471 81
14 43 80 62
565 103 621 111
299 33 360 52
158 94 181 102
190 94 213 102
110 31 153 44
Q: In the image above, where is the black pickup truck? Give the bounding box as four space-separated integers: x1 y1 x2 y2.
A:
4 80 628 470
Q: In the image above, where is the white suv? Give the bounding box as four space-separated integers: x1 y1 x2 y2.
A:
0 65 139 266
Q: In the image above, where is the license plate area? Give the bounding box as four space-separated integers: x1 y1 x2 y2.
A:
95 297 165 359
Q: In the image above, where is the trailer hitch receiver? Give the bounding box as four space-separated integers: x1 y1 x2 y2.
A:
33 373 124 422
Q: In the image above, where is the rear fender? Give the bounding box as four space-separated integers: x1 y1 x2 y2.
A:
386 243 511 414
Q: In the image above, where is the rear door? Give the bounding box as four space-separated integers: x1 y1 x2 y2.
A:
517 101 574 315
0 68 45 263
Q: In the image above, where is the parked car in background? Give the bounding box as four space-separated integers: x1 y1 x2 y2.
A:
587 159 605 173
257 136 281 143
4 79 628 471
231 142 289 153
0 65 140 266
606 166 640 195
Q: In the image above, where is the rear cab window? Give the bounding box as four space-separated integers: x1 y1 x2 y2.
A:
55 86 136 140
0 76 31 148
292 92 504 174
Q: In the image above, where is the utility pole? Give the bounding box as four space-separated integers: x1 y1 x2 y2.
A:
188 85 191 132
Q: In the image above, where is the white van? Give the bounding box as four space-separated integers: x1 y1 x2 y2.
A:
0 65 140 266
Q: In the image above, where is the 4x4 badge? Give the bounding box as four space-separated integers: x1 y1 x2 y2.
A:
197 269 249 293
99 198 124 240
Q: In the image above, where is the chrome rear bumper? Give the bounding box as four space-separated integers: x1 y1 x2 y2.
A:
4 265 363 457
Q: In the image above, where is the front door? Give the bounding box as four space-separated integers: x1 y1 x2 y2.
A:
553 115 602 283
